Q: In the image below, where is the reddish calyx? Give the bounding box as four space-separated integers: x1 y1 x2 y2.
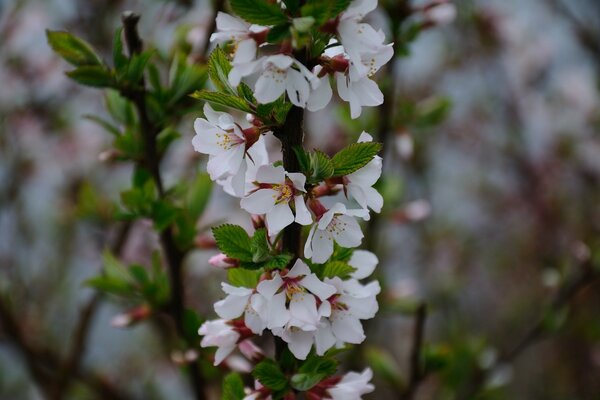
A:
306 375 343 399
248 28 269 45
308 198 328 220
318 54 350 77
242 126 261 149
229 319 254 340
320 15 341 34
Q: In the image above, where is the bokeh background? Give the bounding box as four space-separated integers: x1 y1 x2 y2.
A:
1 0 600 399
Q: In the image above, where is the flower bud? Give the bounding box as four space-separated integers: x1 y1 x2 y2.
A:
209 253 238 269
110 304 152 328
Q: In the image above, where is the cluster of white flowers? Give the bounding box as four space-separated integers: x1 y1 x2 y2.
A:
208 0 392 119
193 0 390 396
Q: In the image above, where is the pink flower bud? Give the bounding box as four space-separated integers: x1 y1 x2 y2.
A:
238 339 264 361
209 253 238 269
110 304 151 328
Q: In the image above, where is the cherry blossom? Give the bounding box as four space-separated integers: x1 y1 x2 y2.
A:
210 12 267 86
198 319 240 365
313 277 380 352
254 55 318 107
324 368 375 400
304 203 369 264
240 164 312 235
348 249 378 279
213 283 268 335
256 259 336 333
344 132 383 212
208 253 238 269
192 104 262 181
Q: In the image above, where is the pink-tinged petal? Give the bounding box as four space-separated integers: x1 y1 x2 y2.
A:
304 224 317 259
343 0 377 20
353 77 383 106
221 282 253 296
240 188 277 214
245 297 267 335
215 12 250 34
314 322 336 356
294 195 313 226
287 259 311 278
267 54 294 69
347 158 382 187
331 215 363 248
286 68 311 107
255 68 287 104
266 202 295 235
214 294 248 320
331 312 365 344
267 291 290 329
347 185 369 210
349 250 378 279
362 185 383 213
214 343 236 365
228 58 262 87
307 74 333 111
233 39 257 64
318 300 332 318
256 273 283 298
228 160 248 197
357 131 373 142
289 292 319 328
310 229 335 264
192 119 224 154
317 205 343 230
300 274 337 300
287 172 306 191
256 164 285 184
285 329 314 360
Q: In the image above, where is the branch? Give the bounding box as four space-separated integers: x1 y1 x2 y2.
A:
50 221 132 400
458 260 600 399
0 297 138 400
401 303 428 400
120 12 207 400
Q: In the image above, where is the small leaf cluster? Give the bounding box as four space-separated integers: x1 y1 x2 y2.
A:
87 251 170 308
212 225 293 271
295 141 382 184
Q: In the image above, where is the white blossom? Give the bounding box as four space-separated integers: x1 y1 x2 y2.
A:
198 319 240 365
192 104 261 181
256 259 336 334
240 164 312 235
213 283 267 335
325 368 375 399
304 203 369 264
254 55 318 107
348 249 378 280
345 132 383 212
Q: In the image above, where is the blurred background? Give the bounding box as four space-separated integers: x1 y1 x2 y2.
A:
1 0 600 399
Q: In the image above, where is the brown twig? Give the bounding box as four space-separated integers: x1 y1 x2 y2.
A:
0 297 138 400
401 303 428 400
119 13 207 400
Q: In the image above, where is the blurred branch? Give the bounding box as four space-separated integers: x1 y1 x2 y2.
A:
458 259 600 399
546 0 600 62
50 221 133 400
0 297 138 400
120 12 207 400
401 303 428 400
197 0 226 61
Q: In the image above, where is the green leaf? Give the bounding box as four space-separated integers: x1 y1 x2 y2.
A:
331 142 381 176
263 253 293 270
283 0 301 13
186 173 212 221
311 150 334 182
256 98 291 124
230 0 288 25
105 89 136 126
237 82 256 103
124 50 153 84
152 201 179 231
301 2 331 25
331 0 352 14
212 224 253 261
227 268 262 288
267 23 292 42
66 66 114 88
83 115 121 136
191 90 253 113
320 261 355 279
169 53 207 104
292 356 338 391
46 30 102 66
253 359 289 391
182 309 204 343
365 346 405 390
208 47 235 94
222 373 246 400
251 228 270 263
293 146 311 174
112 28 128 71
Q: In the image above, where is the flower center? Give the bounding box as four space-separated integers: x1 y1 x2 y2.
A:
215 131 244 150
